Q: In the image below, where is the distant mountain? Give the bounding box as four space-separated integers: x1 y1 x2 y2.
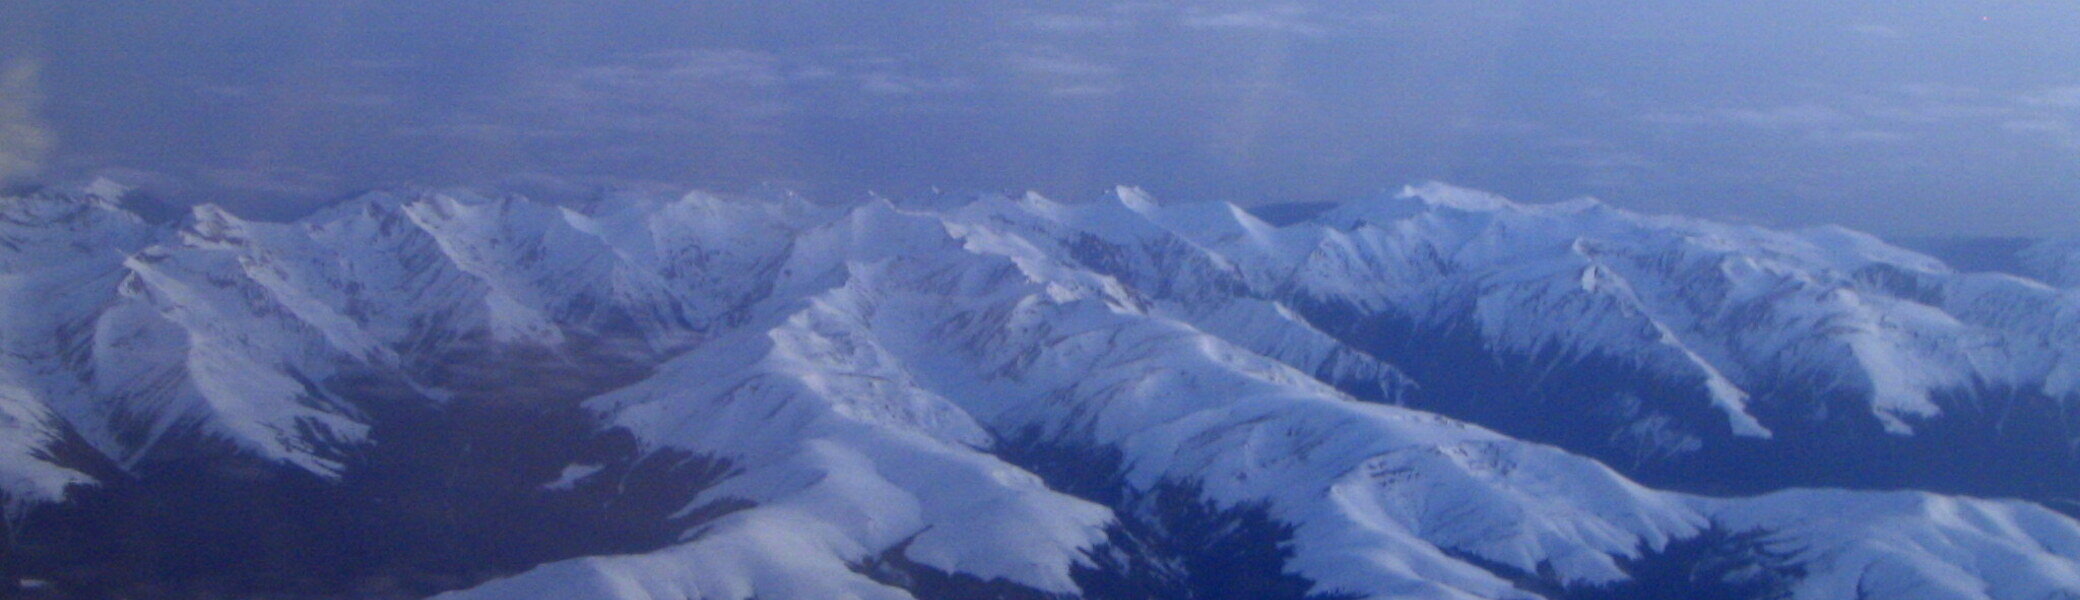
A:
2020 237 2080 289
1898 234 2080 289
5 180 2080 600
1894 236 2039 277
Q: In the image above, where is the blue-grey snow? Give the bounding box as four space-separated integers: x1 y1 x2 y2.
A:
6 180 2080 599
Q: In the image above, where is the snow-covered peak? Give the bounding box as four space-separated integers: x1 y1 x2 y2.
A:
1123 183 2056 441
1107 185 1161 214
2020 235 2080 287
74 176 137 202
427 183 2080 600
1400 181 1524 212
0 183 143 231
9 182 2080 600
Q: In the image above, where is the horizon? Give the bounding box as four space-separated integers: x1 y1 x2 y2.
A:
1 1 2076 238
18 175 2066 263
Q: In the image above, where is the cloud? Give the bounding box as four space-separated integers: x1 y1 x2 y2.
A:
1004 49 1123 98
203 165 341 196
1642 104 1849 129
1637 82 2080 147
2003 119 2069 135
1006 51 1117 79
2020 85 2080 108
0 58 52 185
1849 24 1904 39
843 67 972 99
555 49 793 113
1816 129 1914 144
419 49 798 140
1181 4 1328 36
2003 118 2078 149
1023 11 1135 34
418 47 987 143
1555 148 1659 171
1023 3 1334 37
1531 139 1661 189
1446 116 1548 135
198 81 396 109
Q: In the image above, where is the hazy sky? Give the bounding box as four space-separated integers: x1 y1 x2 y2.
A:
2 1 2077 235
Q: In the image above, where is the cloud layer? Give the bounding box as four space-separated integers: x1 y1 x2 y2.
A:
9 1 2080 235
0 58 50 185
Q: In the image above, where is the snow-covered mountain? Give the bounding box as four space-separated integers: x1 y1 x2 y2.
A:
2021 237 2080 289
6 180 2080 600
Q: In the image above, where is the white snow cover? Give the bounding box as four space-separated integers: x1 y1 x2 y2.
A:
0 180 158 510
4 181 2080 599
1705 491 2080 600
441 192 2080 599
1133 183 2080 438
2021 236 2080 288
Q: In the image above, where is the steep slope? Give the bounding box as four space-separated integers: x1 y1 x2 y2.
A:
1089 184 2080 499
0 180 158 514
448 195 2080 600
2021 236 2080 288
4 183 2080 600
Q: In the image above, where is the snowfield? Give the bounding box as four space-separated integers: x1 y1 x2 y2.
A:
6 180 2080 599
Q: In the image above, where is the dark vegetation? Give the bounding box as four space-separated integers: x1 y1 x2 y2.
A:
1893 236 2036 276
1048 206 2080 518
1462 528 1804 600
855 539 1072 600
1289 296 2080 515
830 422 1830 600
999 430 1362 600
1 335 745 600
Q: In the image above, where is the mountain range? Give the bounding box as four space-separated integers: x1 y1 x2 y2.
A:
6 179 2080 599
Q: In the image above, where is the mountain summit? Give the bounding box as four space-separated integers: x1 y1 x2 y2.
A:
5 183 2080 600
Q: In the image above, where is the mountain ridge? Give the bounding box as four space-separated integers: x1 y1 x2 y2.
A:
5 180 2080 599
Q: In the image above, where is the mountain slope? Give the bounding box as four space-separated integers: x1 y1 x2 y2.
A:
3 182 2080 600
1110 184 2080 497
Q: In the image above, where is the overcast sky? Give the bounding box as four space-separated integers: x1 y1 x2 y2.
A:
1 1 2077 235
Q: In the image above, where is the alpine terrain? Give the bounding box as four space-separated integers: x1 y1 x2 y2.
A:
6 179 2080 600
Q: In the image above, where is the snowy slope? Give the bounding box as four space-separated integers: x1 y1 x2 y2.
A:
6 182 2080 600
0 180 158 511
2021 236 2080 288
1705 490 2080 600
443 195 2080 600
1093 184 2080 482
